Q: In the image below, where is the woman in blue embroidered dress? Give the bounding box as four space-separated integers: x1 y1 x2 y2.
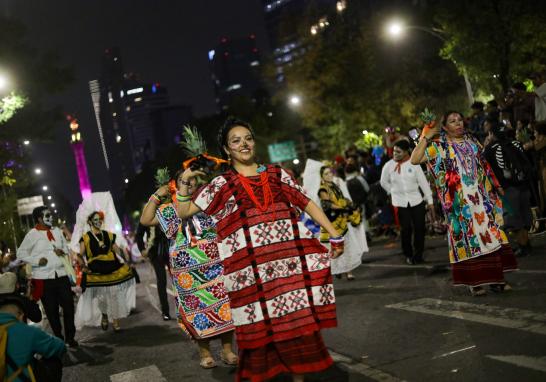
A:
141 170 237 369
411 111 517 296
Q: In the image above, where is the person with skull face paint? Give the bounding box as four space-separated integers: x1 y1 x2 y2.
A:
17 206 78 347
74 211 135 332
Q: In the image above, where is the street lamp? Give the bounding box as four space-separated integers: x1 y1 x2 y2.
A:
23 140 30 145
42 185 48 191
289 95 302 107
51 203 56 208
385 19 474 105
34 168 42 175
0 74 8 91
47 195 52 200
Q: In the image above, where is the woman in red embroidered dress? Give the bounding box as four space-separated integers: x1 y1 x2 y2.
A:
175 117 344 382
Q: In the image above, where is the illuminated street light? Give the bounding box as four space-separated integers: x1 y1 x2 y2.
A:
124 178 129 184
42 185 48 191
51 203 56 208
289 95 301 107
384 19 474 105
336 0 346 13
23 140 30 145
362 130 368 135
0 74 8 90
386 20 404 38
47 195 52 200
34 168 42 175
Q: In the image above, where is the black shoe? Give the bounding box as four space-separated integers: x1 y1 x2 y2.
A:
162 314 171 321
66 339 79 348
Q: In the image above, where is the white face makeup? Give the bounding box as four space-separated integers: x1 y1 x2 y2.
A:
42 210 53 227
91 215 103 229
393 147 408 161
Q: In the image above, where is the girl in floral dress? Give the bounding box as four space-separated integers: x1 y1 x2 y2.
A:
140 171 237 369
411 111 517 296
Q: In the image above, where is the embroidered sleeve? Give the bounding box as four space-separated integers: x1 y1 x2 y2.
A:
279 167 310 210
156 203 182 239
192 175 229 217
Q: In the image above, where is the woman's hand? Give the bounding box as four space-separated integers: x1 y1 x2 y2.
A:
331 246 344 259
424 124 440 140
155 185 170 197
181 167 207 182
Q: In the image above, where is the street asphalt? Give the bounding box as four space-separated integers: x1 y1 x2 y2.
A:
61 231 546 382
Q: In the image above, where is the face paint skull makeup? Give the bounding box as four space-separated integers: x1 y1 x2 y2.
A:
91 215 103 230
42 211 53 227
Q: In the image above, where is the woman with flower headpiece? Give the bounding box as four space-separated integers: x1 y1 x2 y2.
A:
75 211 135 331
411 110 517 296
140 128 237 369
174 117 344 382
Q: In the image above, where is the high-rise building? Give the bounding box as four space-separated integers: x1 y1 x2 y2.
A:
89 48 186 204
262 0 340 82
67 115 92 200
208 36 263 110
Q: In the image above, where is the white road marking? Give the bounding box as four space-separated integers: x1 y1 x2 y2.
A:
432 345 476 359
386 298 546 335
361 263 546 274
329 349 404 382
110 365 166 382
487 355 546 373
149 283 177 297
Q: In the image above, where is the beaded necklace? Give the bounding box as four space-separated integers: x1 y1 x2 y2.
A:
237 166 273 212
450 139 477 178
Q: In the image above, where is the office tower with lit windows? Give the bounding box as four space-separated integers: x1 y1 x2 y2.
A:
89 48 189 204
262 0 341 82
208 36 263 110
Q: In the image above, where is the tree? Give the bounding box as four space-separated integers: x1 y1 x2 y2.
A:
279 1 466 157
435 0 546 95
0 16 73 249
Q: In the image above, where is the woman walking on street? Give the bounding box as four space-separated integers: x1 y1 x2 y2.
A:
175 117 344 382
411 111 517 296
140 170 237 369
75 211 136 331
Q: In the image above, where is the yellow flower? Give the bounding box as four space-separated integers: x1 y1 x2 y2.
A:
178 273 193 289
218 303 232 321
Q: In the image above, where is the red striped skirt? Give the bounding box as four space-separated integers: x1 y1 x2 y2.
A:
451 244 518 286
236 332 333 382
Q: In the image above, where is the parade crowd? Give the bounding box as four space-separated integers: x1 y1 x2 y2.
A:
1 71 546 382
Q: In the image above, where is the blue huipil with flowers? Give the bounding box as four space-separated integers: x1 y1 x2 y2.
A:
425 135 509 264
156 203 234 339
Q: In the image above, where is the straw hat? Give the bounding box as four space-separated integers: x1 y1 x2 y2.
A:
0 272 17 294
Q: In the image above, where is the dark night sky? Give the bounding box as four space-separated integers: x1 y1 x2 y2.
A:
1 0 268 210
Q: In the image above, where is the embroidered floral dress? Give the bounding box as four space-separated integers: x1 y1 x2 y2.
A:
193 165 336 381
425 135 517 285
156 203 234 339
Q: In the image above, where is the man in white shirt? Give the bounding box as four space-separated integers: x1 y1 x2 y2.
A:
17 206 77 347
531 72 546 122
380 140 434 264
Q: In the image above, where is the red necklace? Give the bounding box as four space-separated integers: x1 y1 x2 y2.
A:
238 171 273 212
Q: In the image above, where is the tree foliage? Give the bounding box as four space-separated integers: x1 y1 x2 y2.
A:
435 0 546 95
279 2 466 156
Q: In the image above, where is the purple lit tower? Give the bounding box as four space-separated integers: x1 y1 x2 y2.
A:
68 115 92 200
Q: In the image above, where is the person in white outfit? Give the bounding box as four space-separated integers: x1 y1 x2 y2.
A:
380 140 434 264
17 206 78 347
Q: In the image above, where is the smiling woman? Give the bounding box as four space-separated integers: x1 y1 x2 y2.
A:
172 117 347 382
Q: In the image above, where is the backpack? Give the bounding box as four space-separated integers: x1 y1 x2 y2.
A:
499 141 532 184
1 320 36 382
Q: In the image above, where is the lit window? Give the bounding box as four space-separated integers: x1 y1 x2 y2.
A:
134 97 142 102
126 106 131 112
116 135 122 143
250 60 260 67
226 84 242 92
112 112 117 117
208 50 215 61
127 87 143 95
124 178 129 184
